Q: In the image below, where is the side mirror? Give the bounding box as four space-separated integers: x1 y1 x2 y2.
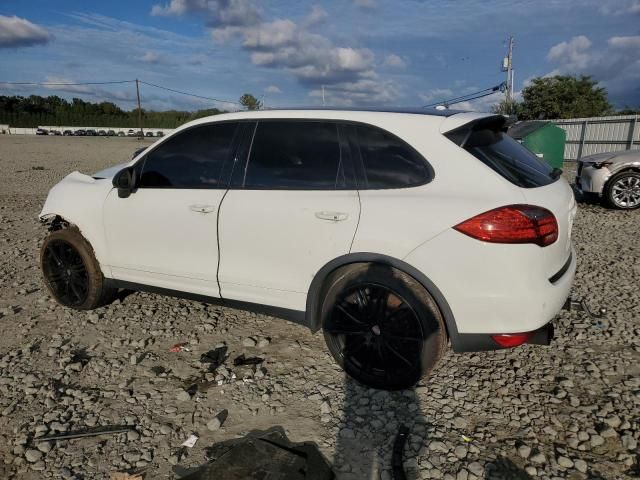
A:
112 167 137 198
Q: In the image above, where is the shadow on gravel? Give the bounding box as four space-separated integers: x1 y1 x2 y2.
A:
333 378 425 480
485 457 532 479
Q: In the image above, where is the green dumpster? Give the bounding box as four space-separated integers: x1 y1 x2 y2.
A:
508 121 566 169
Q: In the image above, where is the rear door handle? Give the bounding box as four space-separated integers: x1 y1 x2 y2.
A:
189 204 216 214
315 211 348 222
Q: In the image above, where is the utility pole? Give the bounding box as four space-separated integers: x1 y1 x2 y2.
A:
505 36 514 104
135 79 144 139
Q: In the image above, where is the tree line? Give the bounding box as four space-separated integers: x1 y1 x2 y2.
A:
0 81 636 128
0 95 227 128
493 75 639 119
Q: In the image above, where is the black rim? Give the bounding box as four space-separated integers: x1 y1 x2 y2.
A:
43 240 89 306
325 283 425 383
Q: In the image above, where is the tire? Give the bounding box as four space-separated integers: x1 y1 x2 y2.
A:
603 171 640 210
40 227 117 310
321 263 446 390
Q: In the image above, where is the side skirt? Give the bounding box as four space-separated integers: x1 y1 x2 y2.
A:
104 279 309 329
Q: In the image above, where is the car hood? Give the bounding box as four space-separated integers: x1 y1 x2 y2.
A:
92 162 128 180
581 149 640 165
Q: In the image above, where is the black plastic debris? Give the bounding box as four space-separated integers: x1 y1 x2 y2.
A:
174 426 334 480
199 346 228 372
34 425 135 442
391 424 409 480
233 354 264 367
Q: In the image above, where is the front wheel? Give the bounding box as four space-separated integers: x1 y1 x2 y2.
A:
321 263 446 390
604 171 640 210
40 227 116 310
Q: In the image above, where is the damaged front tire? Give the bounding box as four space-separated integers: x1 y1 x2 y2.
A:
40 227 116 310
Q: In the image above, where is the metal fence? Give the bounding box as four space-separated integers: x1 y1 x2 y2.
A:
552 114 639 161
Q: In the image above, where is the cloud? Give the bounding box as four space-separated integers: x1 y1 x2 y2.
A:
599 0 640 15
418 88 453 103
354 0 376 9
547 35 592 70
544 35 640 107
138 51 165 64
383 54 406 69
265 85 282 94
309 77 400 106
608 35 640 49
198 2 398 103
0 15 52 48
304 5 328 27
151 0 261 27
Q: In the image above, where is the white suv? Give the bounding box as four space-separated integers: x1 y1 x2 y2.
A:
39 108 577 390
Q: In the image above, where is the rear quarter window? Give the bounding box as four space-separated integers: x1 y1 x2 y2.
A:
354 124 432 189
447 121 558 188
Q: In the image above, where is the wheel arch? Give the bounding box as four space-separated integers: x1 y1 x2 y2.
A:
306 252 461 348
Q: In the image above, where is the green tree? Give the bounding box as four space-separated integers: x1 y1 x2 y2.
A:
491 99 522 116
518 75 612 120
239 93 262 110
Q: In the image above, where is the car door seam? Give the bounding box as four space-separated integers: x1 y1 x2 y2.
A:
349 188 362 253
216 188 230 299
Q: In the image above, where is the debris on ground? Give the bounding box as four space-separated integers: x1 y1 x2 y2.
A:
110 471 145 480
391 424 409 480
175 427 333 479
181 434 199 448
233 354 264 366
34 425 136 442
169 343 191 353
206 409 228 432
200 346 228 371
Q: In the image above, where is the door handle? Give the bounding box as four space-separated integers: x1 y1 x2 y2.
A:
189 204 216 214
315 211 348 222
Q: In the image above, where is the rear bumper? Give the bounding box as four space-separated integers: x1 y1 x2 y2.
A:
404 230 576 337
452 322 554 352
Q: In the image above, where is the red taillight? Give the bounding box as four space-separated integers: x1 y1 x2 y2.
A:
491 333 534 348
454 205 558 247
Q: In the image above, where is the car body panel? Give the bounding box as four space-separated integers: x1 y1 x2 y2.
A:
102 187 225 298
218 189 360 311
93 162 129 180
576 149 640 194
404 229 575 334
351 115 527 260
39 172 113 272
520 177 576 278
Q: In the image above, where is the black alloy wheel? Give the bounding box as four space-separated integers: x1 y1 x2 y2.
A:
325 282 428 389
42 239 90 307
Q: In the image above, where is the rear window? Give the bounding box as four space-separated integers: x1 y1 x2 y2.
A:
447 121 558 188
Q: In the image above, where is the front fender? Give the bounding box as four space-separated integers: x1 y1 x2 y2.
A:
40 172 113 270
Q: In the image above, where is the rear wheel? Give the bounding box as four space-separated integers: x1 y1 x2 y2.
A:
321 263 446 390
40 227 116 310
604 171 640 209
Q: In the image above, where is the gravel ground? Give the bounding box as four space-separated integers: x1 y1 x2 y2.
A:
0 135 638 479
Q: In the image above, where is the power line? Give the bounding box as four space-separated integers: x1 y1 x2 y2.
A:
422 83 505 108
0 78 241 107
0 80 136 86
138 80 241 106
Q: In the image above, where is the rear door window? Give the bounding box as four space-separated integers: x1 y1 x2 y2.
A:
355 124 432 189
243 121 349 189
453 125 558 188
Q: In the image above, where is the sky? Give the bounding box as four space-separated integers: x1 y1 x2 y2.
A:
0 0 639 112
